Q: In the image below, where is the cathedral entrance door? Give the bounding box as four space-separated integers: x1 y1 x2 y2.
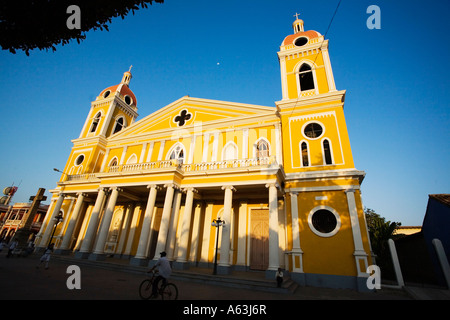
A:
250 209 269 270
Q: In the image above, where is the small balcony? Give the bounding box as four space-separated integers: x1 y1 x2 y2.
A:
64 156 277 183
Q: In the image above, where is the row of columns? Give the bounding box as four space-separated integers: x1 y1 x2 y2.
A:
36 183 282 274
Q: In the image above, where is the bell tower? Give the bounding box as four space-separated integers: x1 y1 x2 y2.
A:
276 16 356 174
277 14 336 101
60 69 139 178
78 68 138 140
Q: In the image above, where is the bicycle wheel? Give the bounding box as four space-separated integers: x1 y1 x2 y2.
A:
139 279 153 300
161 283 178 300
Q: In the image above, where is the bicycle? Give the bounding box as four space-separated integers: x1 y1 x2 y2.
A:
139 270 178 300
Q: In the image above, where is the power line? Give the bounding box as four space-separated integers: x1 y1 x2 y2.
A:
284 0 342 123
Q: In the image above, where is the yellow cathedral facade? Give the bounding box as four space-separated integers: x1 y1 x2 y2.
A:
35 17 373 290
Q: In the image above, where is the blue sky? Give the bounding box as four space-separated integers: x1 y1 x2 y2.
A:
0 0 449 226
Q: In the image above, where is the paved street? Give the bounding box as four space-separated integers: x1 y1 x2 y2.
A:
0 251 414 301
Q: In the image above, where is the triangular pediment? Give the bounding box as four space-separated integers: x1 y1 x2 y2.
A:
110 96 276 139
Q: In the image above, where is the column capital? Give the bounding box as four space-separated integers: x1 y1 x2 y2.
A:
265 182 279 189
57 192 66 198
164 183 180 190
221 185 236 192
183 187 198 193
110 186 123 193
147 184 161 190
76 192 88 198
289 191 299 196
344 188 356 194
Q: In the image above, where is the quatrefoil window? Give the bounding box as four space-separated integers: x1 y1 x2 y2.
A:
174 109 192 126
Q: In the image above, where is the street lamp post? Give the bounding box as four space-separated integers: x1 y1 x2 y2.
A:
47 212 63 249
211 217 225 275
53 168 69 181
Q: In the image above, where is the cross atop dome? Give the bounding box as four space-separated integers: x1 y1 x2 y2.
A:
292 12 304 33
121 67 132 86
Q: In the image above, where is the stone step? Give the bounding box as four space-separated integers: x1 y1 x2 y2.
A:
51 254 298 294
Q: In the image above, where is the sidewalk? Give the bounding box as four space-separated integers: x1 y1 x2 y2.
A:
0 251 446 300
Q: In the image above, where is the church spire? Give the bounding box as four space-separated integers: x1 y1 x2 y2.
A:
121 65 132 86
292 13 304 33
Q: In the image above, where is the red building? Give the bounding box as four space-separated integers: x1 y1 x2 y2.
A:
0 202 49 243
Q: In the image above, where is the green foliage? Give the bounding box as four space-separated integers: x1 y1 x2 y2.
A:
0 0 164 56
365 207 401 273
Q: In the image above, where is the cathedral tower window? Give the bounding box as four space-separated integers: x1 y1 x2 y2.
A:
113 117 125 134
299 63 315 92
301 141 309 167
304 122 323 139
323 139 333 165
90 112 101 133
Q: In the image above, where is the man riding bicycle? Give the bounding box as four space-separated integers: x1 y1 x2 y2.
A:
148 251 172 298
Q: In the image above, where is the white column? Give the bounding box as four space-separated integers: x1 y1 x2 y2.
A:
200 201 214 263
266 183 280 271
167 189 183 260
189 202 202 262
242 129 249 159
123 204 142 256
116 203 135 255
236 201 247 266
134 186 158 260
321 45 337 92
432 239 450 288
279 55 289 100
345 188 368 276
219 186 235 271
153 184 175 259
100 148 110 172
79 188 107 255
59 193 86 252
388 239 404 287
176 187 196 264
289 192 304 273
91 187 121 258
39 193 65 248
274 123 283 165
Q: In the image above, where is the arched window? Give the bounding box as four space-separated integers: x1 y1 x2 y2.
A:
90 112 101 133
301 142 309 167
126 154 138 165
109 157 118 167
256 139 269 159
113 117 125 134
168 144 184 164
222 142 238 161
299 63 315 91
323 139 333 165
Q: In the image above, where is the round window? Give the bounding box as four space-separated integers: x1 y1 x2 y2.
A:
294 37 308 46
124 95 132 105
103 90 111 98
308 207 341 237
75 155 84 166
303 122 323 139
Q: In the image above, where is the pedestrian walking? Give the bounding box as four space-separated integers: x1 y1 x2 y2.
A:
6 240 18 258
37 243 54 269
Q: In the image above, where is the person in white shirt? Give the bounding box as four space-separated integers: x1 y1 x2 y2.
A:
148 251 172 298
275 268 284 288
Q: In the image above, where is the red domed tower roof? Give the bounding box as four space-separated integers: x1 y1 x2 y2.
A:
282 30 322 46
97 69 137 106
281 17 322 47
